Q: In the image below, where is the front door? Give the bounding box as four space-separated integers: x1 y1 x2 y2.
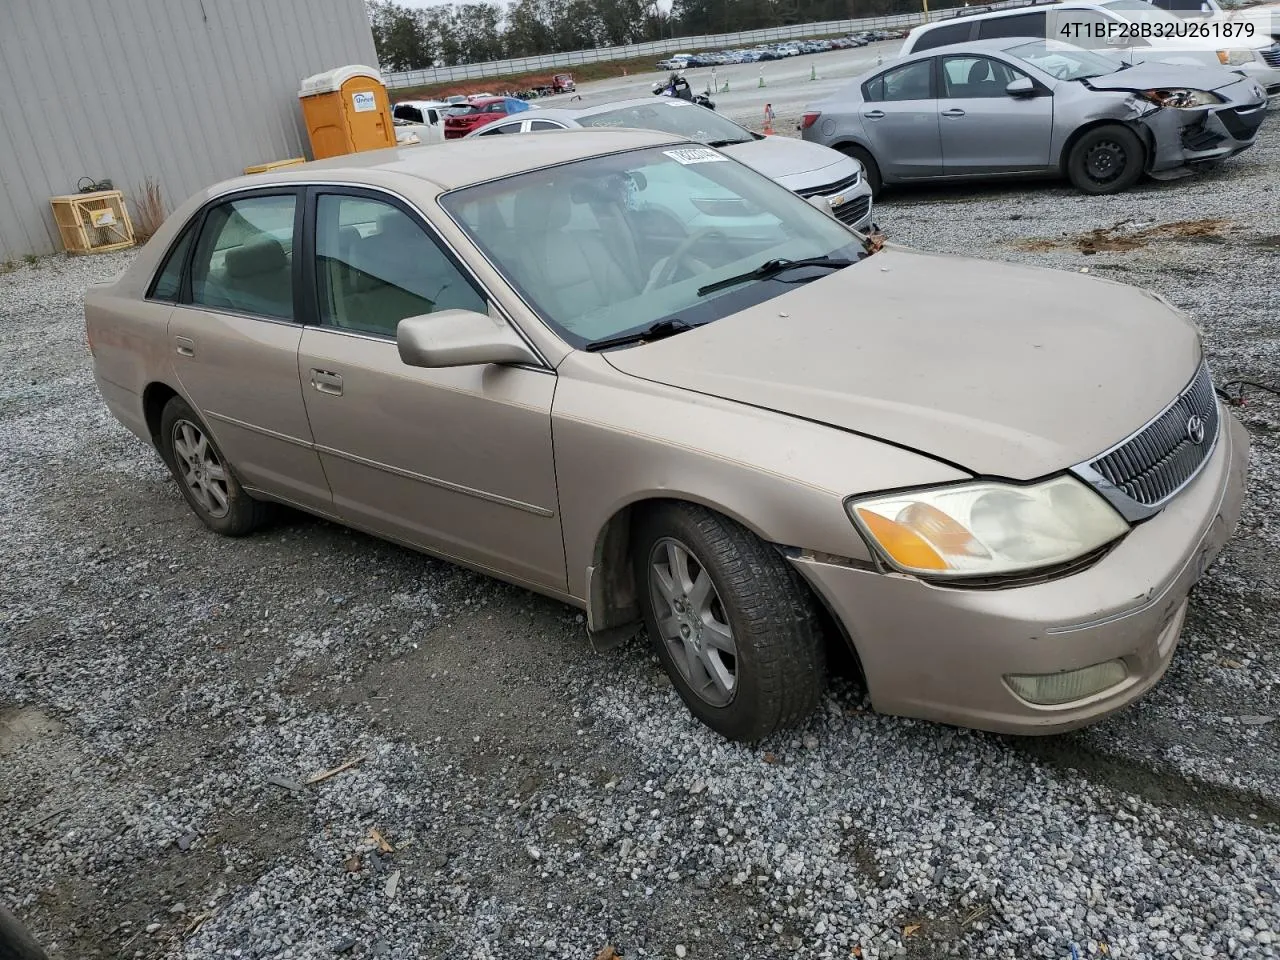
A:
937 55 1054 174
168 189 332 512
297 188 567 591
860 57 943 179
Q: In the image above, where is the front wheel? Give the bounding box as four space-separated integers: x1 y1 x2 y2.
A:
633 503 828 741
0 904 49 960
1066 124 1144 194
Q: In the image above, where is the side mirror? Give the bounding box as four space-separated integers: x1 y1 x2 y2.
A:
805 194 837 219
1006 76 1036 97
397 309 539 368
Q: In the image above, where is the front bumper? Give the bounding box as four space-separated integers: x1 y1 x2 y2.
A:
1145 99 1267 173
792 410 1249 735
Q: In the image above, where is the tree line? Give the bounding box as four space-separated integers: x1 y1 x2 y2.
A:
367 0 932 70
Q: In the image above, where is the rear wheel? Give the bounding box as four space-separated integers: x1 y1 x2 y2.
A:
1066 124 1144 194
632 503 828 741
840 144 882 198
159 396 270 537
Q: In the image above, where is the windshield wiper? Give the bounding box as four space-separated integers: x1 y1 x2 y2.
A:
705 137 754 147
583 318 697 352
696 257 855 297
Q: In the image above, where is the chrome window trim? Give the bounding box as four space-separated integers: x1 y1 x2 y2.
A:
201 180 554 371
1069 361 1220 523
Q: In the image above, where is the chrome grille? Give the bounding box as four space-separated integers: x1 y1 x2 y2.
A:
1080 363 1219 517
833 195 872 227
1261 44 1280 69
794 170 861 199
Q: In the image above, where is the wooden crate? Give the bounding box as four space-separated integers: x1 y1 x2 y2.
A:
244 157 306 175
49 190 136 255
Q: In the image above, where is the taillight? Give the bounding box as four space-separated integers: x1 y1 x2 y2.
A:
801 112 821 130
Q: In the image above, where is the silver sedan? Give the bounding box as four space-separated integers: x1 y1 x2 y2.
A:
462 97 876 231
801 38 1268 195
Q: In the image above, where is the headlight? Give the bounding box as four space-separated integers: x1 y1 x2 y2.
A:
1140 88 1224 107
847 476 1129 578
1217 49 1256 66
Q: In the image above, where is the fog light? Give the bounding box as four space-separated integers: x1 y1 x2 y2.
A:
1005 660 1127 706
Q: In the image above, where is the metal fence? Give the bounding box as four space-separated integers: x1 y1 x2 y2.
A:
383 14 925 89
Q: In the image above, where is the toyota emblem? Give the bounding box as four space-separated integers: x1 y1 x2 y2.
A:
1186 414 1206 445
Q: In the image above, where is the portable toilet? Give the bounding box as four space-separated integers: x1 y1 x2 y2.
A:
298 65 396 160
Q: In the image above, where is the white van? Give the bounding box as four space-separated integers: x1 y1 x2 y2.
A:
899 0 1280 92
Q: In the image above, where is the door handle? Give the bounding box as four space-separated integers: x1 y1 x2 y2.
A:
174 336 195 358
863 109 885 120
941 108 966 118
310 369 343 396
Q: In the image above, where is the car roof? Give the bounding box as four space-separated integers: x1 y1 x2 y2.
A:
216 129 681 193
904 0 1116 37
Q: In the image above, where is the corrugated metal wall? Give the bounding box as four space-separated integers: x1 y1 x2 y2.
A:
0 0 377 260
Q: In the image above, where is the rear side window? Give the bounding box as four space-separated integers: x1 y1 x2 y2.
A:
528 120 565 131
912 21 973 51
976 11 1049 38
478 122 520 135
148 224 195 301
864 59 935 102
188 194 297 321
393 104 424 123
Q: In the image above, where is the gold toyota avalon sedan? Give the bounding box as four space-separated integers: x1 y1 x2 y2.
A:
85 130 1248 742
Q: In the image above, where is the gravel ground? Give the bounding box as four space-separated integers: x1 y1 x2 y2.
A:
2 119 1279 960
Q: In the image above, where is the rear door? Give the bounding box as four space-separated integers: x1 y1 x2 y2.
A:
167 189 332 512
860 58 942 179
936 54 1054 173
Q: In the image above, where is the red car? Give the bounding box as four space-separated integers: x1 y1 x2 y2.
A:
442 97 529 140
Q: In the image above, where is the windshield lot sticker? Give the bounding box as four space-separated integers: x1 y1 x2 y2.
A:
664 147 729 165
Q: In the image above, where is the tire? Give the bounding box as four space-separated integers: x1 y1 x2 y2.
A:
840 144 882 198
632 503 828 742
0 905 48 960
1066 124 1144 195
159 395 269 537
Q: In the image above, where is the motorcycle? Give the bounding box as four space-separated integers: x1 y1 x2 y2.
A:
651 75 716 110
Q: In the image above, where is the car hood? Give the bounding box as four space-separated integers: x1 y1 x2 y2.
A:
719 137 855 189
602 246 1202 480
1083 63 1257 92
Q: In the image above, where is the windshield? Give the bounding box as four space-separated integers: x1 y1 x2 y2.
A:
1008 40 1122 79
576 101 755 145
441 145 865 347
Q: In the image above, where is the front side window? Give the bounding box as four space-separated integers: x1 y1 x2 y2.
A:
864 59 935 102
441 145 866 347
149 223 195 301
528 120 565 131
478 122 520 136
940 56 1027 97
393 104 424 123
576 101 756 146
314 194 486 338
188 194 297 320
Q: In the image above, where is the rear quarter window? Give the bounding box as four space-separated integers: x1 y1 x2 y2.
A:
912 21 974 51
147 223 196 301
976 11 1049 38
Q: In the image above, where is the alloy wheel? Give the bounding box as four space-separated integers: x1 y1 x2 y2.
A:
648 537 737 707
171 419 230 519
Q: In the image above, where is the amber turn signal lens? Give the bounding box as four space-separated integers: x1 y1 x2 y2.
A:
855 509 947 571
